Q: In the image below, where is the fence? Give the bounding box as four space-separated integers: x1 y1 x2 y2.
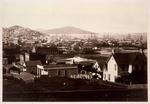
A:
127 84 147 89
70 73 93 79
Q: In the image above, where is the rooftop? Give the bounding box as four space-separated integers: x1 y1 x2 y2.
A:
25 60 42 67
43 64 78 70
113 52 147 65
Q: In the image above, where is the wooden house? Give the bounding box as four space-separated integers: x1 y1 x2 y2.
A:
103 51 147 84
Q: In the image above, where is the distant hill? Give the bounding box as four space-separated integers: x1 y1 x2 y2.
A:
3 25 146 41
2 25 46 37
41 26 96 34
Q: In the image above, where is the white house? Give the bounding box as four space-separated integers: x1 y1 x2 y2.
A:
103 55 118 82
103 51 147 83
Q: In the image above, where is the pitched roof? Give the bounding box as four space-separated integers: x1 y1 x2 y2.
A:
25 60 42 67
95 58 109 69
76 55 109 69
113 52 146 65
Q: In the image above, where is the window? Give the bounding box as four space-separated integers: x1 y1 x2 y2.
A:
58 70 61 75
104 74 106 79
108 74 111 81
65 70 67 75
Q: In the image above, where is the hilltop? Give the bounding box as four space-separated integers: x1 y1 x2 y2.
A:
40 26 96 34
2 25 46 37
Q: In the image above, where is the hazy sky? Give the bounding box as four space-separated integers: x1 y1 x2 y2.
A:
2 1 148 33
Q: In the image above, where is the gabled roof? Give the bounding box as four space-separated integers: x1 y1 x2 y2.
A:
113 53 137 65
96 58 109 69
25 60 42 67
77 55 109 70
112 52 146 65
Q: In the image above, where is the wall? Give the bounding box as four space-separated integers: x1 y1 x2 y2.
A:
103 56 118 82
103 66 108 81
25 53 29 61
132 57 142 71
30 54 46 64
36 48 59 55
48 68 78 77
118 65 129 74
3 58 8 65
37 65 48 76
26 66 36 74
19 54 24 65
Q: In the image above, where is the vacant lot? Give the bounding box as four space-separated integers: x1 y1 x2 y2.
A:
3 76 123 92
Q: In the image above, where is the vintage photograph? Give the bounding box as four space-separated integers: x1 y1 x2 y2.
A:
1 0 148 102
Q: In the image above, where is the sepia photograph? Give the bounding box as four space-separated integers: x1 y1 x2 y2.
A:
1 0 149 102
